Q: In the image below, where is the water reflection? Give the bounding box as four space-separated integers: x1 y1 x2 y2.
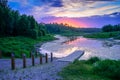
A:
40 35 120 60
63 37 87 45
39 35 79 58
64 37 120 60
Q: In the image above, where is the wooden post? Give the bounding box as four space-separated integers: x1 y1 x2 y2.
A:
45 53 48 63
11 53 15 70
51 53 53 62
40 54 42 64
0 51 2 59
32 54 35 66
22 54 26 68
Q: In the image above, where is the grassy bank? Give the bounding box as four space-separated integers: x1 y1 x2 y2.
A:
84 31 120 39
60 57 120 80
0 35 55 58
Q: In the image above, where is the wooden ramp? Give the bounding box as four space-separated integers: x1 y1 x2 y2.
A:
58 50 84 62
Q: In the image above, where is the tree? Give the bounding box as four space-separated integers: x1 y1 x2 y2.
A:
102 24 120 32
114 24 120 31
12 11 20 36
0 6 5 35
102 24 113 32
0 3 47 39
0 0 8 7
38 24 46 36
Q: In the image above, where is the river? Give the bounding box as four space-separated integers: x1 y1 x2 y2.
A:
39 35 120 60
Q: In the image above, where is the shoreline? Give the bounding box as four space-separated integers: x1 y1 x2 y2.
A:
38 35 69 57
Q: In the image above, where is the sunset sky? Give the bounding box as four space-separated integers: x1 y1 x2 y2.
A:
8 0 120 28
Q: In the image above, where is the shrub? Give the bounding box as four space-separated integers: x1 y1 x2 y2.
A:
93 59 120 80
86 57 100 64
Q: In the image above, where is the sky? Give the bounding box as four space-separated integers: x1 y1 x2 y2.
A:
8 0 120 28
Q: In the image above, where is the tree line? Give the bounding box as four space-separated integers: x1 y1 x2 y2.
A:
45 23 79 34
102 24 120 32
45 23 101 34
0 0 46 39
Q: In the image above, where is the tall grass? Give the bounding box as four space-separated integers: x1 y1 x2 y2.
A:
60 57 120 80
0 35 55 58
93 59 120 80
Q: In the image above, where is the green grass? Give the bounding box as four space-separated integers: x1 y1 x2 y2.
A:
59 57 120 80
84 31 120 39
0 34 55 58
93 59 120 80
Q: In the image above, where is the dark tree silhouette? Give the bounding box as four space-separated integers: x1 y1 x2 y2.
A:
102 24 120 32
0 0 8 7
0 2 47 39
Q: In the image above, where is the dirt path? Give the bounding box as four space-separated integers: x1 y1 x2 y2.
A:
0 58 70 80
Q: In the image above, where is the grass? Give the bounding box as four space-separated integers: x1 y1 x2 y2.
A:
59 57 120 80
84 31 120 39
0 34 55 58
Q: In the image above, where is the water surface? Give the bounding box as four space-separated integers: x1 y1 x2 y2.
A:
40 35 120 60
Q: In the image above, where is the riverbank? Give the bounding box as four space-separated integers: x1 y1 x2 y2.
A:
0 35 84 80
60 57 120 80
0 46 84 80
0 34 55 58
84 31 120 39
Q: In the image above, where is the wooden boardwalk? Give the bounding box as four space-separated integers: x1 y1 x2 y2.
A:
58 50 84 62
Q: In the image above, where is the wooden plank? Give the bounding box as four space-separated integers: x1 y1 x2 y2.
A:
58 50 84 62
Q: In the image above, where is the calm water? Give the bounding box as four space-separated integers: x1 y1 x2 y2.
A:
40 35 120 60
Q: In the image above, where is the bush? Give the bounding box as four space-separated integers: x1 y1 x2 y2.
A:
60 59 110 80
93 59 120 80
0 35 55 58
86 57 100 64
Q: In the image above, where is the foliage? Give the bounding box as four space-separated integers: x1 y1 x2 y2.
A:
84 31 120 39
85 57 100 64
60 57 120 80
0 35 55 58
0 0 8 7
93 59 120 80
45 23 101 35
102 24 120 32
60 58 110 80
0 1 46 39
45 23 78 34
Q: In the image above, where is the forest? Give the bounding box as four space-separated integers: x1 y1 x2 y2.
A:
45 23 101 37
0 0 46 39
102 24 120 32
